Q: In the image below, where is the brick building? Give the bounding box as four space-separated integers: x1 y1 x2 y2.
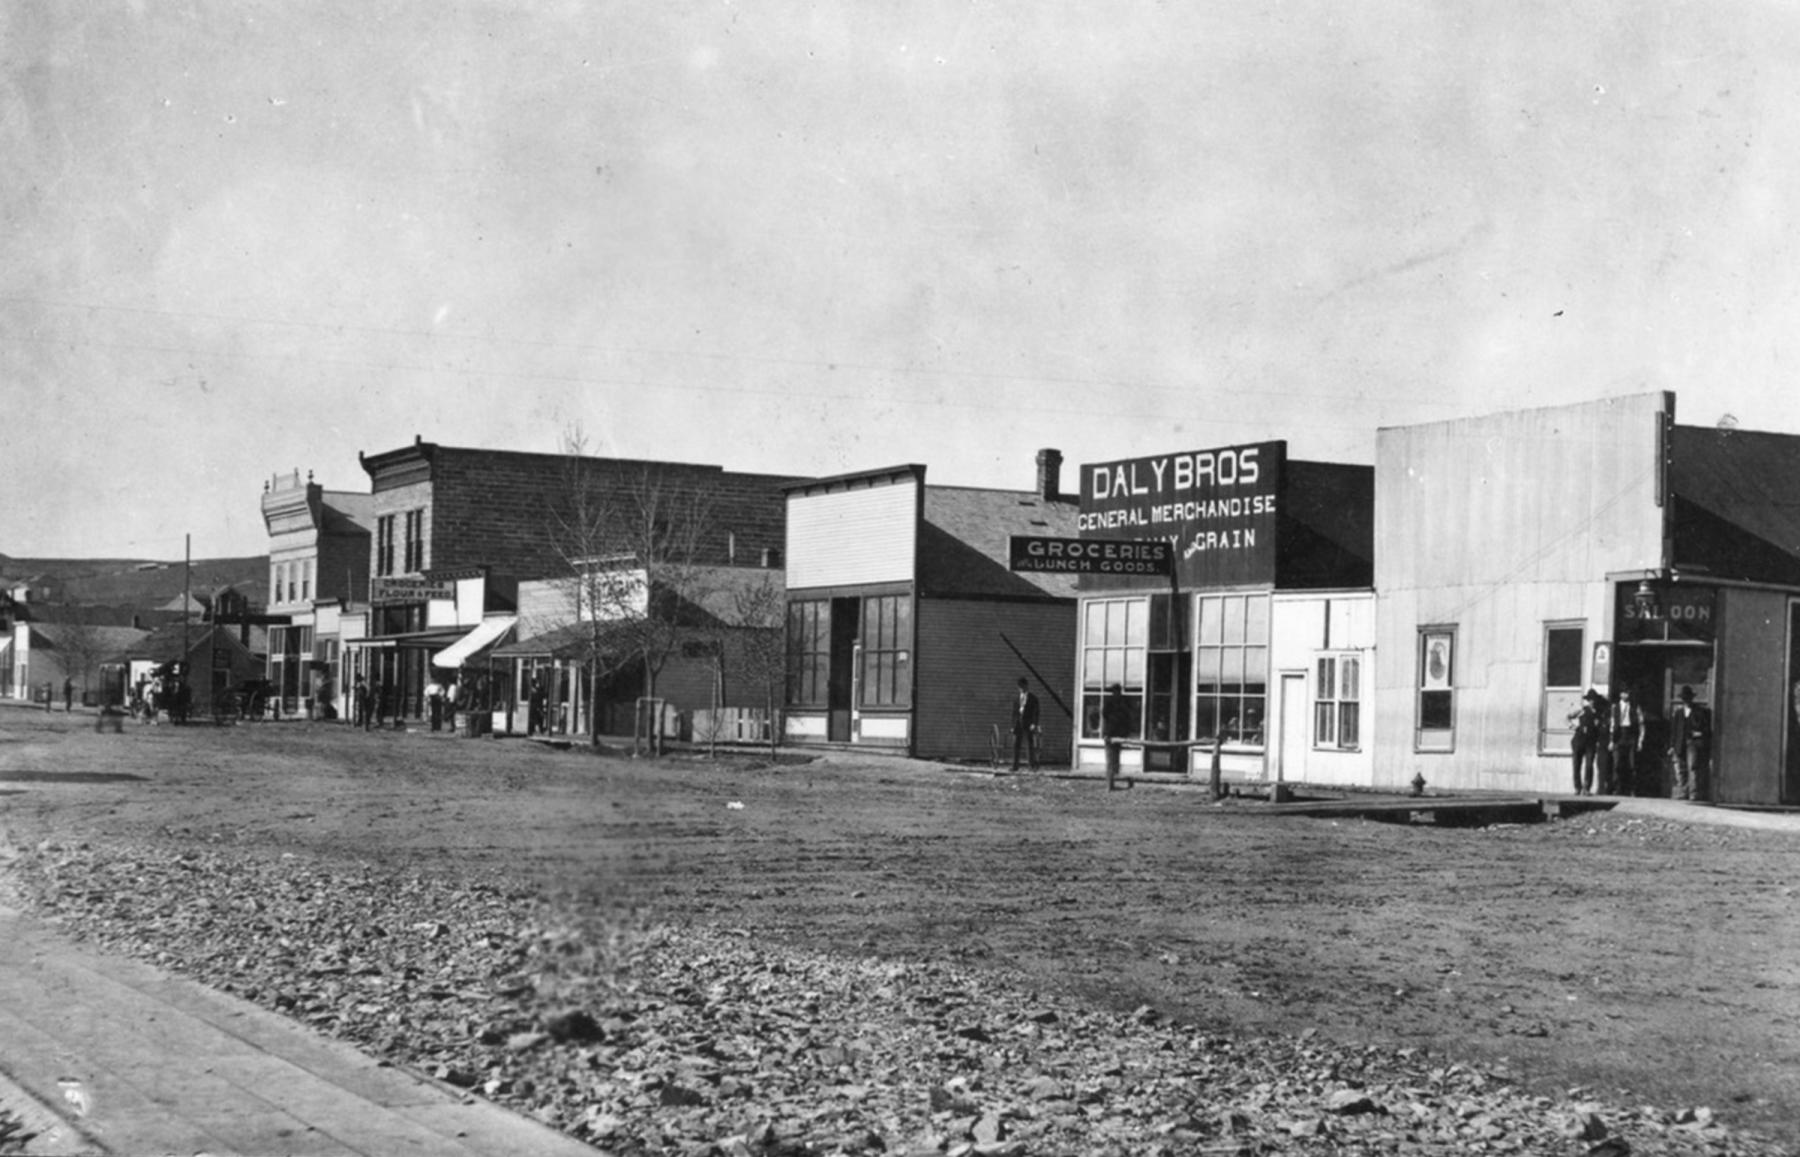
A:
349 438 800 725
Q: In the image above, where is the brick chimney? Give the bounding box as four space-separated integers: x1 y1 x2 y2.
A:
1035 448 1064 502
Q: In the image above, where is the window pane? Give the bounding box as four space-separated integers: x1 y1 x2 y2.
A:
1341 702 1360 746
1241 697 1266 744
1118 692 1143 739
1104 650 1124 689
1195 648 1221 684
1317 657 1335 699
1086 600 1106 642
1083 650 1107 690
1222 597 1246 644
1125 599 1147 647
1244 646 1268 682
1315 702 1334 745
1082 695 1102 738
1342 657 1360 701
1124 648 1145 691
1221 649 1244 684
1194 696 1220 741
1546 627 1583 688
1197 597 1222 645
1245 594 1269 640
1105 601 1127 645
1421 689 1453 730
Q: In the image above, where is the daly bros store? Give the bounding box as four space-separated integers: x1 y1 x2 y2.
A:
1073 440 1374 784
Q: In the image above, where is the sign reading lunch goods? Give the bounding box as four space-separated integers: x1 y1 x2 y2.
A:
1008 536 1173 575
1078 440 1283 587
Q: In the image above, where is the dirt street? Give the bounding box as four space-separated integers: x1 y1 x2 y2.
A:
1 707 1797 1152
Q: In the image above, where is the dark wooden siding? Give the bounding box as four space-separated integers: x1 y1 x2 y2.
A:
644 629 780 713
914 597 1077 763
1715 586 1787 805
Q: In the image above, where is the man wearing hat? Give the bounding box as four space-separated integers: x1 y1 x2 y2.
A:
1606 687 1645 796
1566 688 1605 795
1668 685 1712 802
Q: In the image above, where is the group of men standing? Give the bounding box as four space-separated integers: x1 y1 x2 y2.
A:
351 675 401 730
1568 684 1712 800
349 673 477 732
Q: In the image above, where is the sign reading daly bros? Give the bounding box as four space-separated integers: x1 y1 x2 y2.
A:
1079 440 1284 587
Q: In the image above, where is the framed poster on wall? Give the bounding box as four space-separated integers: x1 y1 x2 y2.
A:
1422 631 1453 691
1417 627 1456 751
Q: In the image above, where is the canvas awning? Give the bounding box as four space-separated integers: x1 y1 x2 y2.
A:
432 616 517 669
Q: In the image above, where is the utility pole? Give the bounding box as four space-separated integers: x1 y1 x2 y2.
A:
182 534 192 723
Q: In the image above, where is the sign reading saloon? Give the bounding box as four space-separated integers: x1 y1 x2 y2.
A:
1616 582 1717 643
1079 440 1284 587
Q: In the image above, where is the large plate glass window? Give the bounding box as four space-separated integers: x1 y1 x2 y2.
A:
1193 593 1270 746
1080 597 1147 740
785 600 830 707
859 595 912 708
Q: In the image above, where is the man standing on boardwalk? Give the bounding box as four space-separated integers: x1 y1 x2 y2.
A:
1102 683 1129 791
1669 685 1712 802
1010 677 1041 771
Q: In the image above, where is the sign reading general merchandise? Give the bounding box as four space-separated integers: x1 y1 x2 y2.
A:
1078 440 1284 587
1009 536 1172 575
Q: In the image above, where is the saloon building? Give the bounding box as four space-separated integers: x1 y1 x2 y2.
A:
1073 441 1375 784
1374 391 1800 805
781 451 1079 762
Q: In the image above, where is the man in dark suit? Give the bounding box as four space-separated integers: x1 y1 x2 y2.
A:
1669 685 1712 802
1010 677 1041 770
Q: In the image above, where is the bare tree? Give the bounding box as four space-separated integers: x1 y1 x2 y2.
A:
50 606 112 705
729 574 787 759
547 426 631 746
547 426 723 752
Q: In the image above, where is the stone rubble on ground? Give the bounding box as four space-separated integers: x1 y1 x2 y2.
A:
1 839 1790 1156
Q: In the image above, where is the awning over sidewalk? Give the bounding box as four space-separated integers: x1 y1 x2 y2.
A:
432 616 517 669
491 620 631 662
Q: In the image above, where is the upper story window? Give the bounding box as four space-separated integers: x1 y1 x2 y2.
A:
376 515 396 577
403 509 425 573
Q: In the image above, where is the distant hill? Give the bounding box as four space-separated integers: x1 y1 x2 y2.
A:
0 553 269 607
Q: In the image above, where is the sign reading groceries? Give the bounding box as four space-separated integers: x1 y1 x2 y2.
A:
1009 536 1172 575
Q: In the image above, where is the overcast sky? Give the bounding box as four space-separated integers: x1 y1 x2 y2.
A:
5 2 1798 560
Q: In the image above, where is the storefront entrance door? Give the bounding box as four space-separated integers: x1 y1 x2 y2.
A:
1612 643 1714 797
827 597 858 742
